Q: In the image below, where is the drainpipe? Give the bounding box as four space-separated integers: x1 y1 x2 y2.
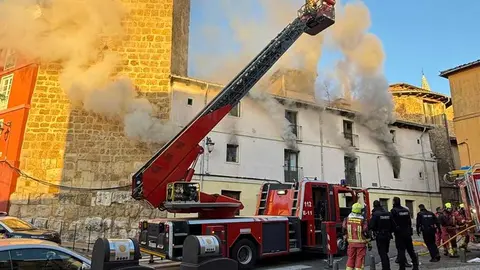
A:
420 127 432 209
376 156 382 188
199 84 211 189
319 111 325 180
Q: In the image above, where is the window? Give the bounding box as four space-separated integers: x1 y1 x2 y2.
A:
344 156 358 186
343 120 355 147
419 171 423 179
285 110 299 137
3 49 16 71
284 149 299 182
0 74 13 110
10 248 85 269
226 144 239 163
390 130 396 143
405 200 414 218
221 190 241 215
393 166 400 179
229 103 240 117
187 98 193 106
379 198 389 210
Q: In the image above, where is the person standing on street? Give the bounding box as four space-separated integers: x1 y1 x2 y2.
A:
439 202 459 257
435 207 443 248
343 202 372 270
391 197 419 270
455 203 471 252
369 200 394 270
416 204 441 262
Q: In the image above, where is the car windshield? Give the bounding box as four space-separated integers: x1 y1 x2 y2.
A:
3 217 33 230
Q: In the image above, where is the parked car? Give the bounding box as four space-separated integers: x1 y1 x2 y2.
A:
0 238 91 269
0 215 62 244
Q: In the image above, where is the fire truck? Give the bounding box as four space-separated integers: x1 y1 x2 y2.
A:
444 165 480 241
132 1 371 268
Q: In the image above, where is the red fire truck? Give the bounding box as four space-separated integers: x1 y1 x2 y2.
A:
132 1 371 269
445 165 480 240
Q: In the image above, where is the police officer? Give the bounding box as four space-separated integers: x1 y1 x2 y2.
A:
369 200 394 270
391 196 419 270
416 204 441 262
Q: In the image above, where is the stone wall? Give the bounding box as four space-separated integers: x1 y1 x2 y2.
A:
9 0 191 242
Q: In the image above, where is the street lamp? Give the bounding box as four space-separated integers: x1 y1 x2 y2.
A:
206 137 215 153
459 141 471 167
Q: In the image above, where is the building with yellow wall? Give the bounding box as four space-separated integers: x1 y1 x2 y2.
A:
440 60 480 169
389 75 461 204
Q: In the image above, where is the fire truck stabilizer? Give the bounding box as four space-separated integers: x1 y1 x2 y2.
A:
131 0 336 219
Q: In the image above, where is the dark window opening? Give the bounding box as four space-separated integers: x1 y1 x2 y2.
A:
390 130 396 143
344 156 358 186
284 149 299 182
187 98 193 106
379 198 389 210
285 110 299 137
226 144 239 163
405 200 414 218
229 103 240 117
221 190 241 215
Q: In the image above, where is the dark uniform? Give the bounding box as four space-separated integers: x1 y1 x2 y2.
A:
416 204 440 262
369 200 394 270
391 197 419 270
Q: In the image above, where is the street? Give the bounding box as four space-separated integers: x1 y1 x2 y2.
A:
140 240 480 270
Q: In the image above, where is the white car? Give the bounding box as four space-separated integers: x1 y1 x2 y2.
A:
0 238 91 269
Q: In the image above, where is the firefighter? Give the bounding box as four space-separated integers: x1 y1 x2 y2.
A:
342 202 372 270
416 204 441 262
439 202 459 257
456 203 471 251
391 197 419 270
369 200 394 270
435 206 446 255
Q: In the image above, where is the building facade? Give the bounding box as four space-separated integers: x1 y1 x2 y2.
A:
1 0 191 240
440 60 480 169
390 77 461 204
170 75 441 217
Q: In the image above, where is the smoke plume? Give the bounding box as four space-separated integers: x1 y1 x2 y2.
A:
328 1 401 175
192 0 324 147
0 0 178 143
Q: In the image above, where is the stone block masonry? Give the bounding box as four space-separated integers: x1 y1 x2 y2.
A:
9 0 191 242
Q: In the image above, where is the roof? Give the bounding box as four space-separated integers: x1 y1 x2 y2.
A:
171 75 434 132
439 59 480 78
389 83 452 107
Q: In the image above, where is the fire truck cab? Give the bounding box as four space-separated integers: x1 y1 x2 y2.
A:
138 179 369 269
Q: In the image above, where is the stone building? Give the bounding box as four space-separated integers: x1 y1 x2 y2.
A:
390 74 461 204
0 0 191 241
440 59 480 169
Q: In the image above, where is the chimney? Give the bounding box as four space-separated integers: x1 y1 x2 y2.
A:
269 68 316 96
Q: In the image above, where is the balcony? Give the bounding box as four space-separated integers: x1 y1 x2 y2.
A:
344 172 362 187
287 124 303 142
284 166 304 183
343 132 359 149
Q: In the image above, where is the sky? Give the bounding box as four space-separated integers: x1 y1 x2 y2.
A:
187 0 479 96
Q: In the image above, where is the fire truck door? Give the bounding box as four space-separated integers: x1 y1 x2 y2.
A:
205 225 227 256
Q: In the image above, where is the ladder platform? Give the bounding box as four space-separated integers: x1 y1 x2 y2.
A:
164 202 242 210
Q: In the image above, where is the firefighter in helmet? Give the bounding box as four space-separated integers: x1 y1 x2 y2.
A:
435 206 445 253
439 202 459 257
342 202 372 270
456 203 471 251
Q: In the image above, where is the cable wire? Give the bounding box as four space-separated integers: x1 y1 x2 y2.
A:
0 160 130 191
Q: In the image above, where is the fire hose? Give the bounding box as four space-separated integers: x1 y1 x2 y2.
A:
414 224 476 256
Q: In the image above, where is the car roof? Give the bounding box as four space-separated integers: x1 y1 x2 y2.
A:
0 238 58 247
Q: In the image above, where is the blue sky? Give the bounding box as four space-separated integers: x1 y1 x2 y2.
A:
187 0 479 96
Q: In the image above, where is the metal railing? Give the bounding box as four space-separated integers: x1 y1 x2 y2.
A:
343 132 359 149
284 166 304 183
288 124 303 141
344 172 362 187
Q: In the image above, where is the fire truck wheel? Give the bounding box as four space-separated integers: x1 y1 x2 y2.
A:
336 236 347 256
231 238 257 269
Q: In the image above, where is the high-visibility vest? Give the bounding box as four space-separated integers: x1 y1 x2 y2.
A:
346 216 367 244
